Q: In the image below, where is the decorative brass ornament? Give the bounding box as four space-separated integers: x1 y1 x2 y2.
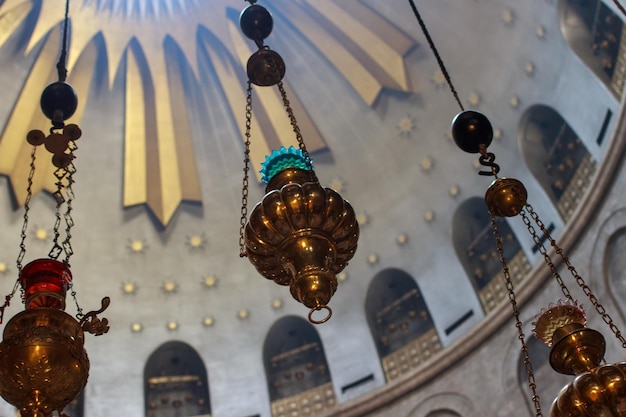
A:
484 177 527 217
245 153 359 324
533 301 626 417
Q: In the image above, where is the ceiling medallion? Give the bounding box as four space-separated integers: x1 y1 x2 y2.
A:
121 282 138 294
127 239 148 254
396 233 409 245
162 282 178 294
34 227 49 241
397 114 416 137
0 0 414 227
202 276 218 288
186 234 207 250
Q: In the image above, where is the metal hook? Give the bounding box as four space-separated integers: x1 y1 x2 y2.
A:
478 151 500 177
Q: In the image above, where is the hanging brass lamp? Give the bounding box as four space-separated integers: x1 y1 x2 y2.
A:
0 259 109 417
405 0 626 413
0 1 110 416
244 147 359 324
533 300 626 416
238 2 359 323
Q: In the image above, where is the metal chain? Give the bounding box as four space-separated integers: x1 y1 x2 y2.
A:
70 285 84 319
16 146 37 271
6 144 39 315
61 141 77 267
519 209 574 304
239 81 253 258
490 212 544 416
276 81 315 178
407 0 464 112
524 202 626 348
48 167 67 260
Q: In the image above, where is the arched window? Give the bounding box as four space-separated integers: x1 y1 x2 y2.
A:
452 198 530 313
605 227 626 308
144 341 211 417
263 316 335 417
559 0 626 96
365 268 442 382
519 105 596 222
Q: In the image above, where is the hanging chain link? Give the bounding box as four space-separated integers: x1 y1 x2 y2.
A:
16 146 37 272
276 81 314 175
61 141 77 267
524 202 626 348
48 167 67 260
490 212 544 416
4 145 39 317
519 209 574 304
239 81 253 258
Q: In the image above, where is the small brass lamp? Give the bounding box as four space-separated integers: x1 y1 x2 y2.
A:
238 2 359 323
533 300 626 416
451 108 626 416
403 0 626 412
0 1 110 415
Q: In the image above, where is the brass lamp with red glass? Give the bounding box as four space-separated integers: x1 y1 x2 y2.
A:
0 1 109 416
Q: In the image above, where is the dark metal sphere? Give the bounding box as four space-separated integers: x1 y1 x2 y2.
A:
240 4 273 42
247 49 285 86
451 110 493 154
40 82 78 122
26 130 46 146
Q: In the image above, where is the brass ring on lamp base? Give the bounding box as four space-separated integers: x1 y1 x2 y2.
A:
308 305 332 324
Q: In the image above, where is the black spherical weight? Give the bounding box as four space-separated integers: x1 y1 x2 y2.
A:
451 110 493 154
247 49 285 86
240 4 273 42
40 81 78 122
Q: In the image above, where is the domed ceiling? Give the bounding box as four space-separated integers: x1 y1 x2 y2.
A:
0 0 622 416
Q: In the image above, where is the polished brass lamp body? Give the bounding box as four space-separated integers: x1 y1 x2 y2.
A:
0 259 109 417
245 167 359 323
0 308 88 417
534 301 626 416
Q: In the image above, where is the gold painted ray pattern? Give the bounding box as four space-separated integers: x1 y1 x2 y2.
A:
0 0 415 227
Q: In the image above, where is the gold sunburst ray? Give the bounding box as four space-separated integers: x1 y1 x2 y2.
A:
0 0 415 227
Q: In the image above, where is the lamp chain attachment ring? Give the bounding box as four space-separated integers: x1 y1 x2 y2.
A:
308 305 332 325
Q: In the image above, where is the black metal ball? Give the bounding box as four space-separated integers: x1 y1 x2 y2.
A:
451 110 493 154
247 49 285 86
240 4 273 42
40 81 78 122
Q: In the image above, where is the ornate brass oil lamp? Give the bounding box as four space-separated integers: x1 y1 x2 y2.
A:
533 301 626 416
244 147 359 324
0 1 110 415
238 2 359 323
